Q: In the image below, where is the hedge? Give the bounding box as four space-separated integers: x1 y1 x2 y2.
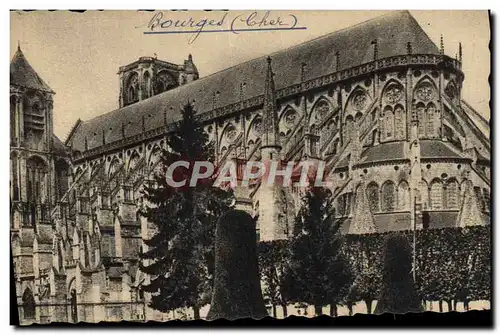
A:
259 226 491 309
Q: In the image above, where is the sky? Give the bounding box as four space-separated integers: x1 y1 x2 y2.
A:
10 10 490 140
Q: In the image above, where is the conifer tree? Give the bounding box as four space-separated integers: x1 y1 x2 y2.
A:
374 233 423 315
285 187 353 316
139 102 233 319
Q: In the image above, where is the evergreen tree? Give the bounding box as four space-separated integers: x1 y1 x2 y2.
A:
139 102 233 319
374 233 423 315
285 187 353 316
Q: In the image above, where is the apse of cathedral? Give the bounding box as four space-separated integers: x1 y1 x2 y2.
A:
10 11 490 324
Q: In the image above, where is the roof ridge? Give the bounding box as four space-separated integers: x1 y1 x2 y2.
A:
70 11 442 153
77 11 418 126
162 11 413 88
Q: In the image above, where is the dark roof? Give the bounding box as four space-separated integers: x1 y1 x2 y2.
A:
420 140 462 159
52 135 69 156
69 11 439 153
10 47 54 93
359 141 407 164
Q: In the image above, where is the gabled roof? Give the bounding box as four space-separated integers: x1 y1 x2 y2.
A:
420 140 463 159
360 141 407 164
10 46 54 93
68 10 440 153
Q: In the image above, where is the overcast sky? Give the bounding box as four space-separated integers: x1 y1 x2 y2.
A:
10 10 490 140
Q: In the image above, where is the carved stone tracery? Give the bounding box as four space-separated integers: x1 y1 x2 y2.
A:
416 82 434 101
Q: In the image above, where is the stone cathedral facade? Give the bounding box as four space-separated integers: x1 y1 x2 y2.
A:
11 11 490 324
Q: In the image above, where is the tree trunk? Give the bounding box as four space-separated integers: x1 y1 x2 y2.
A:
348 302 353 316
453 300 458 311
330 304 338 317
464 299 469 311
193 306 200 320
439 301 443 313
447 300 453 312
314 305 322 316
272 305 277 318
366 300 373 315
281 304 288 318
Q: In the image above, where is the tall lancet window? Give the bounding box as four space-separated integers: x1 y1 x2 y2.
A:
394 105 405 139
430 179 443 210
426 103 439 138
126 73 139 104
26 156 47 204
416 102 426 137
143 71 151 99
381 180 396 212
445 179 459 209
22 288 35 319
383 106 394 139
397 180 410 210
366 182 380 213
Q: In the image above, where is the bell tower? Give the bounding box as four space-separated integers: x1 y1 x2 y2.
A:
118 54 199 108
10 45 57 210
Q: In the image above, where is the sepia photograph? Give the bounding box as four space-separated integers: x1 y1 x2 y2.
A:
9 9 491 326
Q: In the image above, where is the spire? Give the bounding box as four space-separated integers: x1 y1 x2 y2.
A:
17 41 20 52
440 34 444 55
373 39 379 60
262 57 280 149
10 45 54 93
459 42 463 62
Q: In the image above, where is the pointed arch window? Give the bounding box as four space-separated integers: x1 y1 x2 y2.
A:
383 106 394 139
310 98 331 126
394 105 405 139
26 156 47 204
143 72 152 99
381 181 396 212
22 288 36 319
397 180 410 210
426 103 438 138
126 73 139 105
416 102 426 138
444 179 459 209
418 180 429 209
430 180 443 210
366 182 380 213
